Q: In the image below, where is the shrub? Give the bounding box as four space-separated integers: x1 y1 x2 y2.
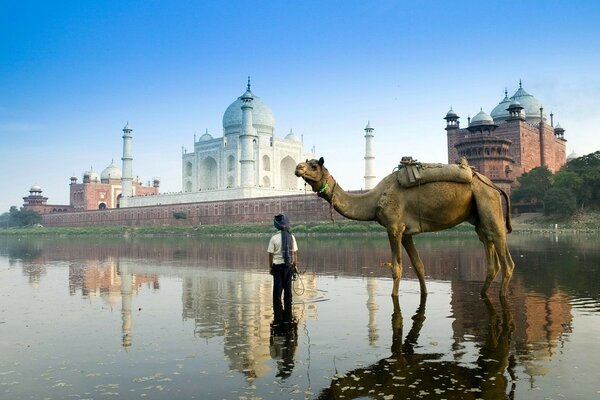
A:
543 187 577 216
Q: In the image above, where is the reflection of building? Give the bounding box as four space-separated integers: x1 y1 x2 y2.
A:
68 258 159 347
450 280 572 382
181 268 319 380
446 81 567 193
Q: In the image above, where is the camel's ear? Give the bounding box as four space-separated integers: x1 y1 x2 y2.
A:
318 157 324 166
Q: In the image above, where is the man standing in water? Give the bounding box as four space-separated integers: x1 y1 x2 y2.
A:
267 213 299 311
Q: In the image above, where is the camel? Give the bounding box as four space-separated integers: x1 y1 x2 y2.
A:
295 157 515 298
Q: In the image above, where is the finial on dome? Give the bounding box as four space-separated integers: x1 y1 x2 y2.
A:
519 79 522 89
504 88 508 97
247 76 251 91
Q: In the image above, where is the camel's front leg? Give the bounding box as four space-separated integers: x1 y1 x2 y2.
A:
386 225 405 297
402 235 427 295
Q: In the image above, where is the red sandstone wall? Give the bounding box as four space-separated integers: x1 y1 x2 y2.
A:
42 194 341 227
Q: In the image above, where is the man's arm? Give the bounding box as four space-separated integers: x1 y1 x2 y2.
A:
293 251 299 272
268 252 274 274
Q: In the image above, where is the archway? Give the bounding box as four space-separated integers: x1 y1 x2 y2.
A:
262 176 271 187
199 157 218 190
185 161 193 177
99 203 107 210
279 156 297 189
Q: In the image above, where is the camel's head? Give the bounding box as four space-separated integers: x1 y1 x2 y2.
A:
295 157 333 196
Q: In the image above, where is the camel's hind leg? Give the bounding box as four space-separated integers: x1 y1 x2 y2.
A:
496 240 515 297
402 235 427 295
477 225 515 297
387 225 405 297
478 231 500 297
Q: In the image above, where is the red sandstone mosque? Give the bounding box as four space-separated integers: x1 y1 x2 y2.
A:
446 81 572 194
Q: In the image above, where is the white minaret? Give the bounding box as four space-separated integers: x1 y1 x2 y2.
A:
364 121 376 190
121 122 133 198
239 78 256 187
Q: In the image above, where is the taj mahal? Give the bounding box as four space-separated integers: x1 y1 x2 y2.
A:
123 79 319 208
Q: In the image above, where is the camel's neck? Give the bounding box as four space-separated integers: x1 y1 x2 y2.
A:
320 175 384 221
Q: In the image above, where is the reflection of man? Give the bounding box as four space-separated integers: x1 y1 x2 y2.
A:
270 307 298 379
267 214 299 311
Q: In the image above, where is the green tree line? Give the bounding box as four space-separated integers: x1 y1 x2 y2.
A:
511 150 600 216
0 206 42 228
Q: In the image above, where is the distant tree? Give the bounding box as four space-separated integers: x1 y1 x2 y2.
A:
6 206 42 227
0 211 9 228
511 166 553 206
543 187 577 216
562 151 600 209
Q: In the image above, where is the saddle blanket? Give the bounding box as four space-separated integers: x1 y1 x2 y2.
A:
397 156 473 188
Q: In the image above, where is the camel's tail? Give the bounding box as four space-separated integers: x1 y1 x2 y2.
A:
473 171 513 233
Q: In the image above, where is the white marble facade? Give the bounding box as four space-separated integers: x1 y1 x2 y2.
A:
182 81 312 195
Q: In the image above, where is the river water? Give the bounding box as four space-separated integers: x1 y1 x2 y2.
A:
0 232 599 399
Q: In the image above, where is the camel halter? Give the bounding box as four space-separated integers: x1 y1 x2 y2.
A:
319 175 337 223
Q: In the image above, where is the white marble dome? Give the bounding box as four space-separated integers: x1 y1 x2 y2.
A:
199 131 213 141
491 83 546 122
470 109 494 126
222 90 275 131
101 161 122 181
84 170 100 183
30 184 42 193
285 129 301 142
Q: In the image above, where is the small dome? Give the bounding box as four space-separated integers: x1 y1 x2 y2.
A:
30 184 42 193
101 160 122 181
446 108 458 118
199 131 213 141
284 129 301 143
84 170 100 183
470 109 494 126
222 86 276 132
567 150 579 161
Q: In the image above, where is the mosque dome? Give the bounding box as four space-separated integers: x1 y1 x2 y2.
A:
470 109 494 126
222 88 276 131
30 184 42 193
490 82 546 122
101 161 122 181
567 150 579 161
510 84 546 120
490 91 512 121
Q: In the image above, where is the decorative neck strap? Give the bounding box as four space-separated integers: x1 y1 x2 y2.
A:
318 175 336 198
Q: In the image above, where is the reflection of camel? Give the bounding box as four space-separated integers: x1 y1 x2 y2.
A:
318 295 515 399
295 157 515 297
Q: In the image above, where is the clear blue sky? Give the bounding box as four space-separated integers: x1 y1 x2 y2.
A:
1 0 599 212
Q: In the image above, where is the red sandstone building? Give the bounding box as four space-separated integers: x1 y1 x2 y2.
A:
23 161 160 214
446 82 567 193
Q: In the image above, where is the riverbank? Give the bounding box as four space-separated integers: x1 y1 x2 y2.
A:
0 212 598 236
